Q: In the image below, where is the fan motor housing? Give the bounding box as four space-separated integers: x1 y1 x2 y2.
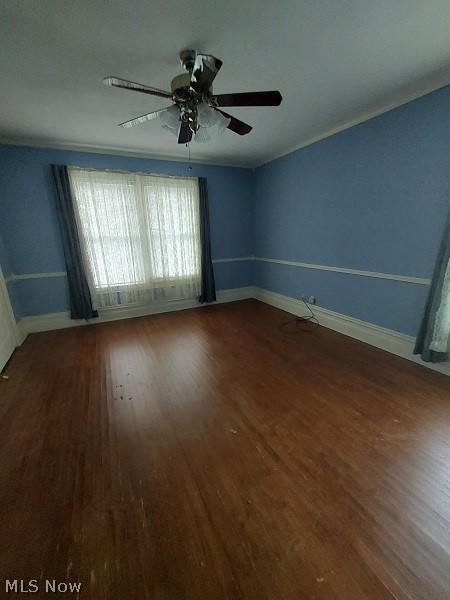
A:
171 73 191 94
179 49 196 72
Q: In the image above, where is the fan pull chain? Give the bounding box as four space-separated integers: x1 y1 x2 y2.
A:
186 142 192 171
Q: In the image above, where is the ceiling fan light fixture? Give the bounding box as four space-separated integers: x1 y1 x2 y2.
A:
193 126 214 144
105 50 281 144
194 113 231 144
197 102 220 128
159 104 180 130
215 110 231 133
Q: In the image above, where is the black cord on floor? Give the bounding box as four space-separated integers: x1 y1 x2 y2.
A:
279 299 319 333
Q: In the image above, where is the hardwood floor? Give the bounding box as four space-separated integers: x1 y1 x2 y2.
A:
1 299 450 599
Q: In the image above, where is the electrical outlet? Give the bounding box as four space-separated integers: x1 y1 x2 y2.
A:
299 295 316 305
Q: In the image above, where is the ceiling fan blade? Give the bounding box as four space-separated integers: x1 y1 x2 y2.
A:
215 109 252 135
178 121 193 144
213 91 282 107
118 106 174 128
103 76 172 99
191 54 223 94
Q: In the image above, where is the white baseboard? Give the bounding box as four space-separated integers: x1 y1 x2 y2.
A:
15 321 27 346
15 285 449 377
18 287 254 335
253 287 450 376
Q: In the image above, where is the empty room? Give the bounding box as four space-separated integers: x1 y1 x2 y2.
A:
0 1 449 598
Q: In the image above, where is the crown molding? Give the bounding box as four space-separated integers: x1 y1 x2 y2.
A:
255 80 450 168
1 81 448 170
0 137 252 169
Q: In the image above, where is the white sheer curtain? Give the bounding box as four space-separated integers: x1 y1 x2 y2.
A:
68 168 201 309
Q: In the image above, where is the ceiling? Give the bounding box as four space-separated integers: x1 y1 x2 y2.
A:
0 0 449 168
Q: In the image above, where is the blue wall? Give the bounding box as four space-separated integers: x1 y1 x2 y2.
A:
1 85 449 334
0 232 12 280
0 145 254 317
254 84 450 336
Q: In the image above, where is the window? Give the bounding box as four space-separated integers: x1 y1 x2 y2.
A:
69 168 201 308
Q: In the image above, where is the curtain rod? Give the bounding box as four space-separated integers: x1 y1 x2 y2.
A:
67 165 198 181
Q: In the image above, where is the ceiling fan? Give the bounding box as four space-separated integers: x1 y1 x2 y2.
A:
103 49 282 144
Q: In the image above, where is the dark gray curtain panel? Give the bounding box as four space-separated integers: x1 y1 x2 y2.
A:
198 177 216 303
414 209 450 363
51 165 98 320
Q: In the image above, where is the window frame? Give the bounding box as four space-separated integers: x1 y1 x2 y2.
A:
68 167 202 304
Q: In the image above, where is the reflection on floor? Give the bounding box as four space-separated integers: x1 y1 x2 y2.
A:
1 299 449 599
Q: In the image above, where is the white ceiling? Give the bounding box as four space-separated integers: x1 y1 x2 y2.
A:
0 0 449 167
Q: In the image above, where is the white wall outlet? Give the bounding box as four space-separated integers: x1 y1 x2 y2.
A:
299 295 316 305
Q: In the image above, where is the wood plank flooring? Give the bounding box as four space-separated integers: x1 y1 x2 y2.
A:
1 299 449 599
